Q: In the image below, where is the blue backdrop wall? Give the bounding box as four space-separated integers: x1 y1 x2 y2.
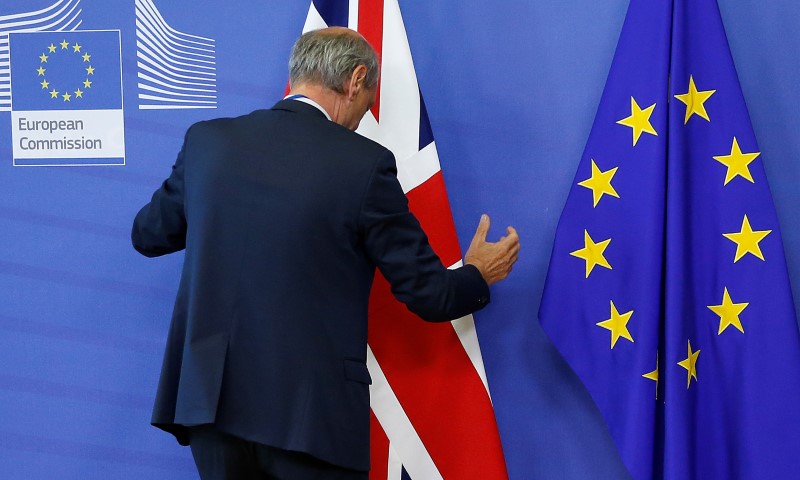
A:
0 1 797 478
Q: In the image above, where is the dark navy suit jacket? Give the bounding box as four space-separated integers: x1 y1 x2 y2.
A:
131 99 489 471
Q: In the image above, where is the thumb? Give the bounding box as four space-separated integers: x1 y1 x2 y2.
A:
472 214 490 243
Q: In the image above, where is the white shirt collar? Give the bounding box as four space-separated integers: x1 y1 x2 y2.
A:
283 94 332 121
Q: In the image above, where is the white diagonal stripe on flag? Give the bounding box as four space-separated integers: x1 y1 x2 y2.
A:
448 259 491 397
395 141 442 194
347 0 360 30
373 0 420 162
387 443 404 480
302 2 328 33
367 345 443 480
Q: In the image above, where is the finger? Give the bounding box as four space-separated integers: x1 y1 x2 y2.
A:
499 233 520 251
505 226 519 240
472 214 490 242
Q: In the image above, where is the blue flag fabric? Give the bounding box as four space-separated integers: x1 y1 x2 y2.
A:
539 0 800 479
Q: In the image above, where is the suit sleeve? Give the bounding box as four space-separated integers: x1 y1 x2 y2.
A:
131 128 189 258
359 151 490 322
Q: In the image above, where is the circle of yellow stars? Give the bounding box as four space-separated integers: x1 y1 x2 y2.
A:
37 39 95 103
569 72 773 395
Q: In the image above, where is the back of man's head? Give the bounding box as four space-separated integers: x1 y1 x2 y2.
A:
289 28 379 94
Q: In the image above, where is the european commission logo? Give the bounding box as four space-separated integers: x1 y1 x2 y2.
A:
0 0 85 113
9 30 125 166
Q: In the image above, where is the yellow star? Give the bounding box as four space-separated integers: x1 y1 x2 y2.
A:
617 97 658 146
570 230 612 278
723 215 772 262
86 65 95 75
39 53 48 63
596 300 634 348
82 52 91 62
73 43 82 52
50 89 59 99
578 160 620 207
83 79 92 88
677 340 700 389
40 79 50 89
74 88 83 98
674 75 716 124
708 287 748 334
712 137 760 185
47 43 57 53
60 39 69 49
62 92 71 102
37 66 46 76
642 353 659 399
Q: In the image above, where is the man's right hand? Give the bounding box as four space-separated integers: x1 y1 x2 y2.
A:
464 214 520 286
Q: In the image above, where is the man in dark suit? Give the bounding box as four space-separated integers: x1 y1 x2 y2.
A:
132 27 520 480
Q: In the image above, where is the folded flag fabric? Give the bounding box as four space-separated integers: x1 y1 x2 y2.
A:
539 0 800 478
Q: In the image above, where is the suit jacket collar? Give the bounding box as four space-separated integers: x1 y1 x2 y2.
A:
271 98 330 122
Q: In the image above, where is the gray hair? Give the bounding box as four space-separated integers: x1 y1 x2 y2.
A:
288 29 379 93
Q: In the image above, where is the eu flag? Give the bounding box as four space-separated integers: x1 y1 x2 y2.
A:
9 30 122 111
539 0 800 478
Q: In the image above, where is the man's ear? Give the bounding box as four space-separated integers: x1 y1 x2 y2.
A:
347 65 367 101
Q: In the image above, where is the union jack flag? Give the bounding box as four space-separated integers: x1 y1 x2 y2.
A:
298 1 508 478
